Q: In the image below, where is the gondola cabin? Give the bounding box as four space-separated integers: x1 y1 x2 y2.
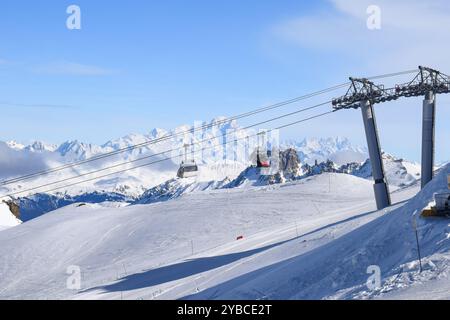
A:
256 147 270 168
177 160 198 178
177 143 199 178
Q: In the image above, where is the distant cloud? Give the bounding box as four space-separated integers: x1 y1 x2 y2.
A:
0 142 51 180
271 0 450 72
33 61 116 76
0 101 78 110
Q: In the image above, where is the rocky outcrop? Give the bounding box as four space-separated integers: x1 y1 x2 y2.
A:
225 149 300 188
0 197 21 228
3 200 20 219
279 148 302 179
224 148 421 190
301 159 340 176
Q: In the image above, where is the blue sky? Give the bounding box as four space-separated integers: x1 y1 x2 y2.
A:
0 0 449 162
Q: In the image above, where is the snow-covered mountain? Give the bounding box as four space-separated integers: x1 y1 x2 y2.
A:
282 137 368 166
0 119 371 198
0 117 251 198
353 153 421 188
0 117 426 222
132 150 421 209
225 151 421 191
9 150 422 220
136 178 230 205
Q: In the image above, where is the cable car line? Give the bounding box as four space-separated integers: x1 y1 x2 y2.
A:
366 69 418 81
1 101 331 198
0 68 418 188
0 84 348 186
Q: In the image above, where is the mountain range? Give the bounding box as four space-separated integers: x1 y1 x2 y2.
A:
1 118 370 197
0 117 425 223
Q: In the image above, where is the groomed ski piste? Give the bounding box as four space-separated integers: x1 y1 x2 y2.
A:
0 164 448 300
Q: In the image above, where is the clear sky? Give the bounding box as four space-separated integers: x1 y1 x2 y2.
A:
0 0 449 162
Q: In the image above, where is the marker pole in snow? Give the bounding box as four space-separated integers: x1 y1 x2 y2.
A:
412 211 423 273
328 174 331 193
245 136 250 163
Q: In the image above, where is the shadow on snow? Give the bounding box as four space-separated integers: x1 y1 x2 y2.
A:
83 207 382 295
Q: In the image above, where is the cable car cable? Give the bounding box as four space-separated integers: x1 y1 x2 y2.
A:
0 84 348 186
0 68 418 187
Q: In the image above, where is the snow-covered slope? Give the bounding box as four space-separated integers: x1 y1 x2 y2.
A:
2 166 442 300
188 164 450 300
18 191 135 222
0 173 377 299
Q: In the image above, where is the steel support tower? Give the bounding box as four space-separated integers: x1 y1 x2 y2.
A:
394 66 448 188
332 77 391 210
421 90 436 188
360 100 391 209
332 66 450 208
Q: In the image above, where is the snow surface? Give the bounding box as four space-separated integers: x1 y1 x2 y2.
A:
188 165 450 300
0 198 21 231
1 168 442 300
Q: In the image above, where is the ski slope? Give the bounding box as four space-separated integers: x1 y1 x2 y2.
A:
0 167 448 300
